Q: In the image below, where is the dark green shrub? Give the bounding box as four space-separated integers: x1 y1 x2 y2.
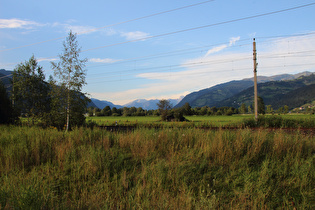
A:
242 115 315 128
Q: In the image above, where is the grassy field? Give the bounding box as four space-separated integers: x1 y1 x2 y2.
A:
86 114 315 127
86 116 161 124
0 125 314 209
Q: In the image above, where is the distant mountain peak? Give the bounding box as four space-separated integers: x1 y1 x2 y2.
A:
242 71 313 82
124 98 182 110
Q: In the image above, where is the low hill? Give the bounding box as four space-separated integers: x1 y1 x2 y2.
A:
0 69 13 91
90 98 122 109
0 69 12 76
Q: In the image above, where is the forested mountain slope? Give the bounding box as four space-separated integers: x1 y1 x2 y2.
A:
175 72 314 108
219 74 315 109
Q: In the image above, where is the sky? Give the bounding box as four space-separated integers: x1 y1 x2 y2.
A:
1 0 315 105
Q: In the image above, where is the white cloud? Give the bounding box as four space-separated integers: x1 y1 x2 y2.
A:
52 22 97 34
0 18 43 29
103 28 117 36
204 36 241 57
38 57 58 62
90 58 121 64
204 45 227 57
120 31 150 41
68 25 97 34
52 21 148 41
229 36 240 46
52 21 119 37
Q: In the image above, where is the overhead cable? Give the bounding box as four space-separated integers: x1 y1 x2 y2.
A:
87 62 315 84
83 2 315 52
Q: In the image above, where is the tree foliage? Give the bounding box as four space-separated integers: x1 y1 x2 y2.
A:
182 102 193 115
157 99 172 121
257 96 265 115
12 56 49 124
266 105 274 114
239 103 247 114
0 81 18 124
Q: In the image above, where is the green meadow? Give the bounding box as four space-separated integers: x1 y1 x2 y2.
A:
86 115 254 128
86 114 315 128
0 123 314 209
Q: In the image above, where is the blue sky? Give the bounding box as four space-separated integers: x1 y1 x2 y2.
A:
1 0 315 105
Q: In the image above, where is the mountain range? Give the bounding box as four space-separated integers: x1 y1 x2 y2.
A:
218 73 315 110
90 98 123 109
175 71 314 109
124 98 183 110
2 68 315 110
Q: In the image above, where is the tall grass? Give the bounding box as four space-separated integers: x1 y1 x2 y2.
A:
0 125 314 209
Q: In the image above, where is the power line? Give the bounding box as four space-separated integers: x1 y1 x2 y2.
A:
258 50 315 59
87 68 251 85
82 2 315 52
85 32 315 71
86 57 315 82
256 32 315 40
0 0 215 53
78 0 215 34
86 39 252 69
86 46 315 78
87 55 252 78
86 62 315 84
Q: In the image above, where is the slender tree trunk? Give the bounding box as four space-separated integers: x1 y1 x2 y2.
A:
66 90 70 131
66 71 70 132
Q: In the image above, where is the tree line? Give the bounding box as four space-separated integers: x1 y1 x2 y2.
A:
88 97 304 121
88 99 263 119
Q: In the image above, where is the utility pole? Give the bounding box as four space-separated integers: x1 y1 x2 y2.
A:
253 38 258 120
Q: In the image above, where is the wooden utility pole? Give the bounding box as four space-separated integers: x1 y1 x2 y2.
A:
253 38 258 120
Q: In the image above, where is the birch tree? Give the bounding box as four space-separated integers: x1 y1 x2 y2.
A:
51 31 88 131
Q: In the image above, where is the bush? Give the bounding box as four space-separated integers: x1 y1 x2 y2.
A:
242 115 315 128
